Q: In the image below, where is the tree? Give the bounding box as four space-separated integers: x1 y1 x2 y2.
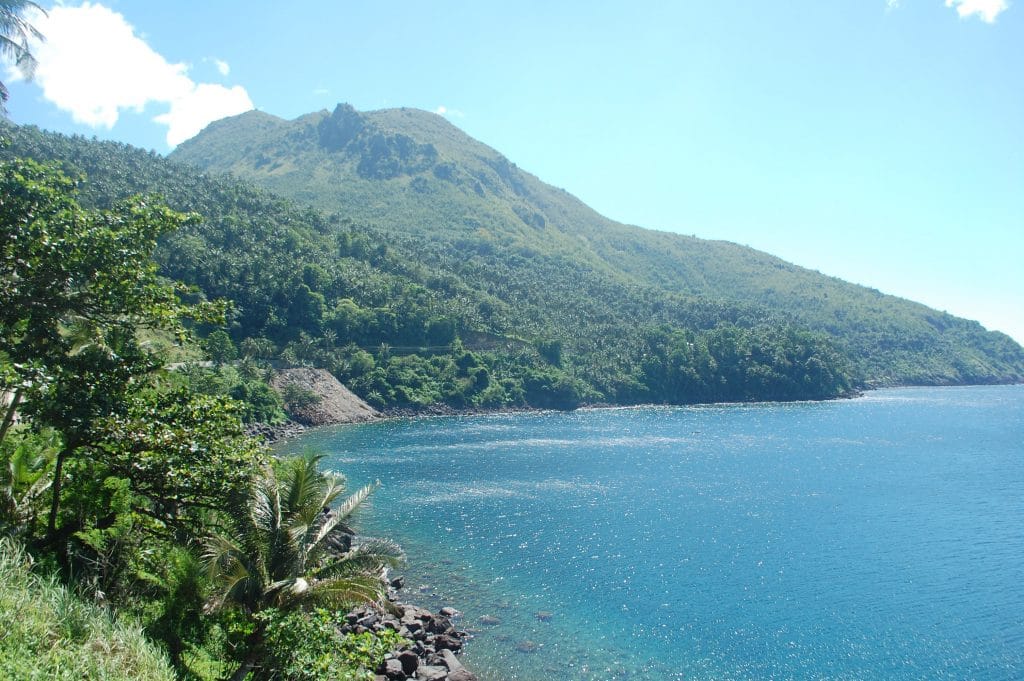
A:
206 329 238 366
0 1 45 110
0 156 224 543
202 451 404 680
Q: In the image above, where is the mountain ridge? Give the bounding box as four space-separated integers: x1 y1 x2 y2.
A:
3 114 1021 413
170 103 1024 388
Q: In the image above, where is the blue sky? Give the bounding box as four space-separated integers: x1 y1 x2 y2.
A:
4 1 1022 343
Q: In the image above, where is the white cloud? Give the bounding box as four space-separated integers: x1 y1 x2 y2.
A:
6 2 252 146
944 0 1010 22
886 0 900 10
154 83 252 146
434 105 465 119
213 59 230 77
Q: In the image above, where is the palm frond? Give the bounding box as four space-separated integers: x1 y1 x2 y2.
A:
306 574 389 610
332 481 377 525
313 538 405 581
303 482 378 565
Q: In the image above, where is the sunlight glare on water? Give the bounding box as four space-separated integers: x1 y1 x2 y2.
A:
278 386 1024 680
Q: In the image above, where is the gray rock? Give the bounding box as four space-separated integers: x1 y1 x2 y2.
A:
441 649 464 672
384 657 405 680
417 665 449 681
516 640 540 653
448 670 478 681
434 634 462 651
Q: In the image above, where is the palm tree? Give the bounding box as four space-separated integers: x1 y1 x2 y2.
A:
202 451 404 680
0 1 45 109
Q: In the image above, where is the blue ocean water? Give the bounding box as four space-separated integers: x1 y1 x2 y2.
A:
277 386 1024 680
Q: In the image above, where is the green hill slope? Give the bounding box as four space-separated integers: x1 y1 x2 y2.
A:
170 104 1024 387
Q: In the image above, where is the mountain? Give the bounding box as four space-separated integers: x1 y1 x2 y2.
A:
170 104 1024 388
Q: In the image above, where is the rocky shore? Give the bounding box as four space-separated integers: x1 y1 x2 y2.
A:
343 578 477 681
244 419 307 442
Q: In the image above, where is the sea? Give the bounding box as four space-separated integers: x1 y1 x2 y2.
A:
276 385 1024 680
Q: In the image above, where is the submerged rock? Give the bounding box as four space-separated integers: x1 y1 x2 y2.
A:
516 640 540 653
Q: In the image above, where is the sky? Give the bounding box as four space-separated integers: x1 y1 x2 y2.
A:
4 0 1022 343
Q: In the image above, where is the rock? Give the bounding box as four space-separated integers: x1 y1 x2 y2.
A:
397 649 419 676
477 614 501 626
270 367 380 426
383 657 406 680
416 665 449 681
441 649 464 672
448 670 478 681
433 634 462 651
535 610 554 622
516 640 540 653
427 615 451 634
390 576 405 590
439 606 460 617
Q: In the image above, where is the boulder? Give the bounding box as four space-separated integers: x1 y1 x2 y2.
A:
397 649 419 676
416 665 449 681
433 634 462 651
383 657 405 680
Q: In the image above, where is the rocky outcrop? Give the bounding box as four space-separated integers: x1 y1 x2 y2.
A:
244 420 307 443
341 602 477 681
270 368 380 426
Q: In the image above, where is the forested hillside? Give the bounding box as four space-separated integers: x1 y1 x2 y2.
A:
171 104 1024 388
3 119 1021 412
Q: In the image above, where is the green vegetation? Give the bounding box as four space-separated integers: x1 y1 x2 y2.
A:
2 91 1021 681
0 537 176 680
171 104 1024 390
4 109 1021 418
203 452 404 679
0 153 409 679
260 609 406 681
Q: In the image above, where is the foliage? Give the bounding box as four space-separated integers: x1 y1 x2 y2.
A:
0 426 56 538
3 115 1023 419
203 452 404 678
0 536 176 680
280 382 321 410
0 142 410 681
203 452 404 617
260 607 406 681
0 1 44 109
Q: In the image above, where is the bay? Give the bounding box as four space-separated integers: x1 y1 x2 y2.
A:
276 385 1024 680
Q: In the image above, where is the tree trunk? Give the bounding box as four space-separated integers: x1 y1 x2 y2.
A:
0 387 23 444
46 444 71 539
228 656 257 681
228 623 265 681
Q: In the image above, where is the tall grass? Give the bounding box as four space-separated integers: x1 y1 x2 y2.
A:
0 537 175 680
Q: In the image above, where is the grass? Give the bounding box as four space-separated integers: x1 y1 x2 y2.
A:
0 537 176 681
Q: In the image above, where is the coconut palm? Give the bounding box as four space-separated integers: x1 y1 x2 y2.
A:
0 1 45 109
202 451 404 680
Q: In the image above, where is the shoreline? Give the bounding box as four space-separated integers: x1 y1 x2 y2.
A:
262 379 1024 443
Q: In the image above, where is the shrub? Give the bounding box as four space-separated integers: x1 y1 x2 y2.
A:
260 608 406 681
